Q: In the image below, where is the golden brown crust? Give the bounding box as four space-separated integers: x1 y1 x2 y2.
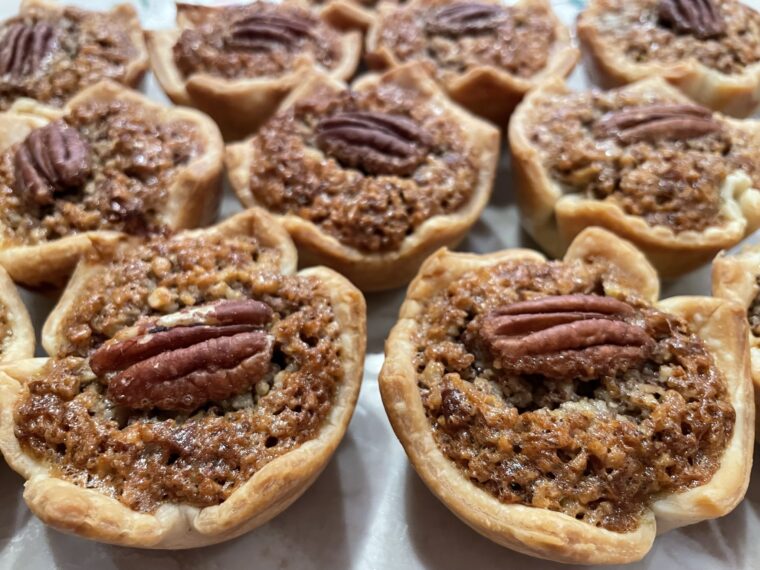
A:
577 0 760 117
318 0 377 31
365 0 578 125
226 63 499 292
509 76 760 278
145 2 362 141
712 245 760 440
0 80 224 290
19 0 149 92
379 227 753 564
0 212 365 548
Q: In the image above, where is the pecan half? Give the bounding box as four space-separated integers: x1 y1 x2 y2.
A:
480 295 654 379
14 120 91 206
593 103 721 145
90 299 275 412
315 111 433 176
658 0 725 40
0 21 57 78
227 13 314 51
425 2 507 36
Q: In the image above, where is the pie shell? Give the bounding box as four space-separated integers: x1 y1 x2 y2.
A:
0 80 224 290
318 0 377 31
379 227 754 564
364 0 579 125
712 245 760 440
577 0 760 117
0 265 34 363
0 208 366 548
226 63 500 292
508 76 760 278
145 2 363 141
17 0 149 93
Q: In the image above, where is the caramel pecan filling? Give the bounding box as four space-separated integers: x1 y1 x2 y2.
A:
0 97 202 246
173 3 343 80
748 276 760 338
527 89 760 233
247 80 478 253
0 6 140 110
415 259 734 532
374 1 556 80
14 233 343 512
590 0 760 75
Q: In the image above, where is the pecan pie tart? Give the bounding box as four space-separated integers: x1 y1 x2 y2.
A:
146 1 362 141
712 246 760 439
226 63 499 292
365 0 578 124
0 0 148 111
509 77 760 277
0 80 223 290
0 208 366 548
578 0 760 117
0 265 34 363
380 227 752 564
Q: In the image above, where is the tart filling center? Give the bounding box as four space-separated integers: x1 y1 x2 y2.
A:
0 5 139 110
14 233 344 512
173 3 344 80
527 89 760 233
248 80 479 253
415 259 734 532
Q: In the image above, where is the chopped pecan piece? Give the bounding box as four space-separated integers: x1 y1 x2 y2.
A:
425 2 506 36
90 299 274 412
14 120 91 206
0 21 57 78
480 294 654 379
593 103 721 145
658 0 725 40
227 13 314 51
315 111 433 176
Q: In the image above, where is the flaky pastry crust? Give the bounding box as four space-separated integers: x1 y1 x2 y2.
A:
365 0 578 125
0 209 365 548
0 80 224 290
226 63 499 292
712 245 760 439
509 76 760 278
577 0 760 117
145 2 362 141
379 227 753 564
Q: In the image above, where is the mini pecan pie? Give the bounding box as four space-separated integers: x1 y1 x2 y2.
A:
509 77 760 278
0 0 148 111
0 80 224 289
0 208 366 548
226 63 499 292
146 1 362 141
365 0 578 124
0 265 34 363
578 0 760 117
712 246 760 440
380 227 752 564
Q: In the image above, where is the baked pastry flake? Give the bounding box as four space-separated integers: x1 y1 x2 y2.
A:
379 227 753 563
509 76 760 277
0 208 365 548
146 1 362 141
578 0 760 117
226 63 499 292
0 80 224 289
365 0 578 124
0 0 148 111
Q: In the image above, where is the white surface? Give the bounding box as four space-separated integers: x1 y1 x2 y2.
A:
2 0 760 568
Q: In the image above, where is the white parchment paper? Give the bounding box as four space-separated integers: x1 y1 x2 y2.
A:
1 1 759 568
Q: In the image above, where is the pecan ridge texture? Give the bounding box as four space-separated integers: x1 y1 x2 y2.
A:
13 119 92 206
480 294 654 379
658 0 726 40
227 12 315 52
90 299 274 411
315 110 433 176
593 103 722 145
0 21 57 78
425 2 507 36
